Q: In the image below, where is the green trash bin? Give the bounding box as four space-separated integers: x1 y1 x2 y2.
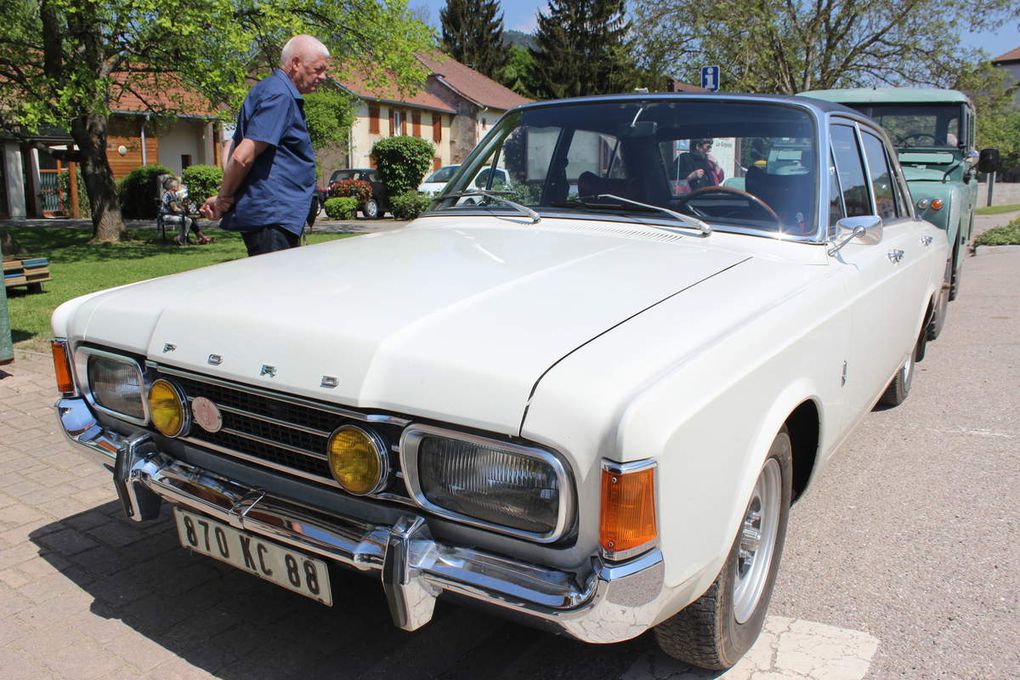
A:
0 239 13 364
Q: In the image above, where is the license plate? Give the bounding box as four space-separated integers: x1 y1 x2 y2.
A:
173 508 332 605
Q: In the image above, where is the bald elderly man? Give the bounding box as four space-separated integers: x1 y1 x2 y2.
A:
201 35 330 255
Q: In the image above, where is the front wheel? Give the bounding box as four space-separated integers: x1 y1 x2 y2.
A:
654 428 793 670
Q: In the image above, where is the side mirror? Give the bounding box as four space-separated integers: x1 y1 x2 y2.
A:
828 215 883 256
977 148 1000 174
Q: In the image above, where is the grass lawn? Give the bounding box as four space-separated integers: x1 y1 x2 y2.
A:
975 204 1020 216
974 219 1020 247
3 227 351 352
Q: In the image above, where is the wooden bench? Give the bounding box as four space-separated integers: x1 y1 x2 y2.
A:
3 257 52 293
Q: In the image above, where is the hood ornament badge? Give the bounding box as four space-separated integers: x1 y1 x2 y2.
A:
192 397 223 433
260 364 277 378
321 376 339 389
162 343 176 353
208 354 223 366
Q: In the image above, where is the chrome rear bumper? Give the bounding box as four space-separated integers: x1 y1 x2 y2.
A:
56 396 666 643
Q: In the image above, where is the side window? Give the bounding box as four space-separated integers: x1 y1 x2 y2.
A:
861 132 897 220
828 151 845 233
830 125 871 217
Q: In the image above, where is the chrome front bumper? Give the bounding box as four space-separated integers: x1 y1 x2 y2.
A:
56 397 667 643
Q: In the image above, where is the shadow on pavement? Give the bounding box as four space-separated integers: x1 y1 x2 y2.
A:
30 501 657 679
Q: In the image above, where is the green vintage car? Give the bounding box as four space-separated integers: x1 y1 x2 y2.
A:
800 88 999 336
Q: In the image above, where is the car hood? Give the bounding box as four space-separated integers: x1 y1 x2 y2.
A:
64 218 749 433
901 166 951 183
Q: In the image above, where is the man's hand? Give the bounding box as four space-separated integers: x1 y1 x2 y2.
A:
687 168 705 181
200 195 235 220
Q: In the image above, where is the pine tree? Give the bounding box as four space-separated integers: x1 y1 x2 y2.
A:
441 0 509 79
529 0 636 99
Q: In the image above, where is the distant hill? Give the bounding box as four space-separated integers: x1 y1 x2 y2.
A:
504 30 535 50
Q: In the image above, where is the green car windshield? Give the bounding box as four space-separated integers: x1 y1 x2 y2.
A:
431 99 820 237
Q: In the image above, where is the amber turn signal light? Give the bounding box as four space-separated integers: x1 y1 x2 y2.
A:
50 339 74 394
599 462 657 559
930 199 944 211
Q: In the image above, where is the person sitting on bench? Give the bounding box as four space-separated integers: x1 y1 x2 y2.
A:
162 177 212 245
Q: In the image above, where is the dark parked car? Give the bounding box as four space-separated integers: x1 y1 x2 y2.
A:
328 168 389 219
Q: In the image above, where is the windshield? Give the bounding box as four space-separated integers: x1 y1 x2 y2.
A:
431 99 819 236
846 104 963 149
425 166 459 183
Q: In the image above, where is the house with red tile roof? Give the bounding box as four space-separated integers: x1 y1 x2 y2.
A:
331 51 531 174
992 47 1020 105
1 72 223 219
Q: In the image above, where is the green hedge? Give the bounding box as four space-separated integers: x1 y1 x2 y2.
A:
324 196 359 220
181 165 223 205
371 136 434 197
390 191 432 220
118 164 173 218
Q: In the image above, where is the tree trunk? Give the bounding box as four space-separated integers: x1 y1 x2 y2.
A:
70 112 126 242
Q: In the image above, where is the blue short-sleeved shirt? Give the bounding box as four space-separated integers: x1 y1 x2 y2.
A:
220 70 315 235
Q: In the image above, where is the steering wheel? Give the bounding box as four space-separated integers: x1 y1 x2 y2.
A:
675 185 781 224
897 132 938 146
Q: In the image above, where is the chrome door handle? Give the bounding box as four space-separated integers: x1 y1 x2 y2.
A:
888 249 905 263
920 235 934 247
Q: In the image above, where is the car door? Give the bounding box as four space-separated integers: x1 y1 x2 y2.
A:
829 122 930 413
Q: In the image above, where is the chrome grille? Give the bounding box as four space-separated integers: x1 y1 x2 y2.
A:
155 367 410 493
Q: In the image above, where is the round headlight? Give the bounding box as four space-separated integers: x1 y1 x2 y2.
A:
148 379 188 437
327 425 388 495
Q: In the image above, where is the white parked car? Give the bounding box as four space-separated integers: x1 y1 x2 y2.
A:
417 164 460 196
52 94 946 670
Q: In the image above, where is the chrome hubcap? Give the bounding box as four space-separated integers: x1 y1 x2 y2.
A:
733 458 781 624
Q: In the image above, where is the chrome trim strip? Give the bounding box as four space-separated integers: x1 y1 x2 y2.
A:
178 435 341 488
210 402 334 438
400 424 575 544
75 347 150 426
152 364 411 426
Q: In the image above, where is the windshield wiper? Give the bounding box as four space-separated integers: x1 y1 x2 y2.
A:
572 194 712 236
441 190 541 224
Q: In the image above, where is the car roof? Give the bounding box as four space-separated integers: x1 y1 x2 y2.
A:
799 87 971 105
511 91 859 116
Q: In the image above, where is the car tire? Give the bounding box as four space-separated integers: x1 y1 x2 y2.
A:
948 238 962 302
654 428 793 670
362 198 379 219
878 339 917 407
927 257 952 341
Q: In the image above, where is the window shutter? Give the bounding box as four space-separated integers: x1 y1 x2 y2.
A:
412 111 421 137
432 114 442 143
433 156 441 171
368 103 380 134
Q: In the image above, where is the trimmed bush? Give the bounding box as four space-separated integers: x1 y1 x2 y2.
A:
118 164 173 218
371 136 434 197
328 178 372 203
390 191 432 220
323 196 359 220
181 165 223 205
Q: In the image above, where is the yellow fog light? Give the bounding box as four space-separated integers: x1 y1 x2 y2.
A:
148 379 188 437
327 425 387 495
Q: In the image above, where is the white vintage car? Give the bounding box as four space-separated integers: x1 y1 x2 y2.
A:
52 94 946 670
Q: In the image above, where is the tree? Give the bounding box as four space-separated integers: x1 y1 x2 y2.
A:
498 45 535 97
303 86 357 154
440 0 508 79
0 0 432 242
631 0 1020 94
529 0 635 99
954 60 1020 174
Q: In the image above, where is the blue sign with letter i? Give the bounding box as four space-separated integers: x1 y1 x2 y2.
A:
701 66 720 92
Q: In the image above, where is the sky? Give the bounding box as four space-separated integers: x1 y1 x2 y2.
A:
414 0 1019 62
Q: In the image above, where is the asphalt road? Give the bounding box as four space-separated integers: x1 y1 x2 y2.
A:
1 229 1017 679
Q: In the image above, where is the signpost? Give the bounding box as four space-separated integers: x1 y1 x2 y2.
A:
701 66 720 92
